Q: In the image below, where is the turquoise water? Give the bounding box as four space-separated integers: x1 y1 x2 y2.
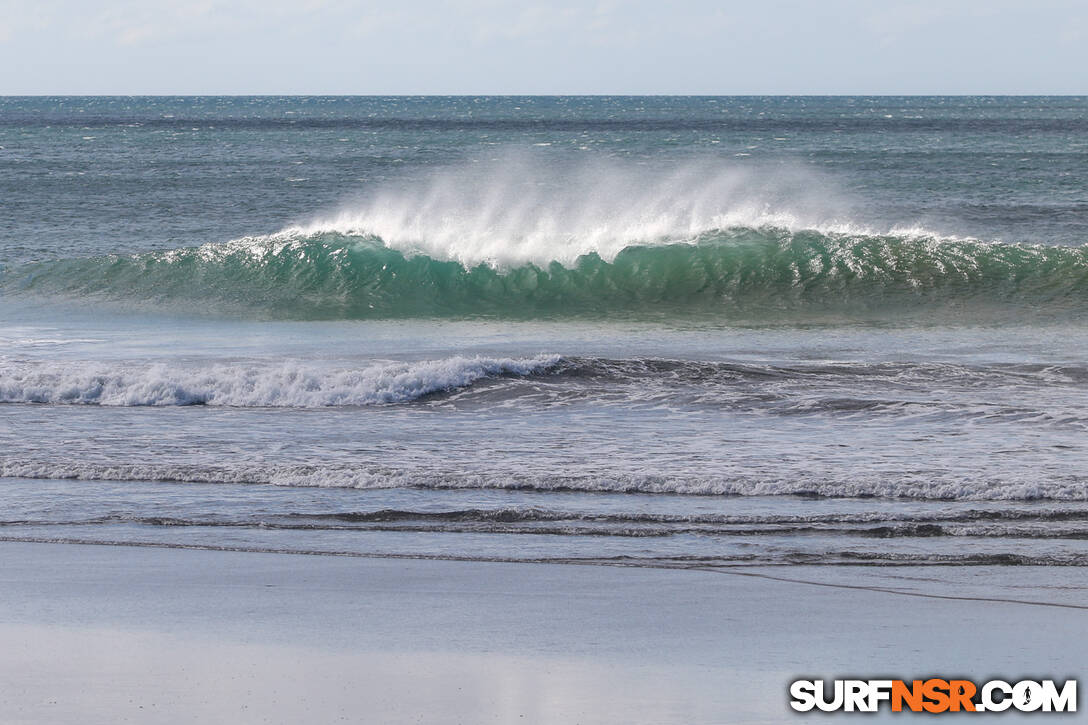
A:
1 97 1087 568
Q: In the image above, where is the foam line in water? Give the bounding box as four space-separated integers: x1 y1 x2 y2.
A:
0 459 1084 501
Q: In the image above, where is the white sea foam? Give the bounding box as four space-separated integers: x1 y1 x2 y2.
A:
0 355 560 407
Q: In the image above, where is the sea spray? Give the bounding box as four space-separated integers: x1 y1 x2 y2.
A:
288 155 858 267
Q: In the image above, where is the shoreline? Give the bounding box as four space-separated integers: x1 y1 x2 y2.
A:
2 536 1086 611
2 541 1084 723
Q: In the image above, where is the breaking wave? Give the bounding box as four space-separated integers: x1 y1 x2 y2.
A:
4 157 1086 320
4 228 1087 320
0 355 559 407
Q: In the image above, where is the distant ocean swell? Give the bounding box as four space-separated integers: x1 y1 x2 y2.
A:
4 227 1087 319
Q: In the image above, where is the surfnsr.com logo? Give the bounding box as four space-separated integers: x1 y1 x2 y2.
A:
789 679 1077 713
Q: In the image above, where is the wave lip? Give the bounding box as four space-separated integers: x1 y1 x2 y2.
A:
0 355 560 407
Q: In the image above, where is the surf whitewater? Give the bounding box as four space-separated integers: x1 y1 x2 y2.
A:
4 227 1088 320
0 356 561 407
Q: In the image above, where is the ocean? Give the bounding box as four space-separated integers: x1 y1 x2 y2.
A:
1 96 1087 570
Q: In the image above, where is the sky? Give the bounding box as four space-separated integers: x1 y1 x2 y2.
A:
0 0 1085 95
